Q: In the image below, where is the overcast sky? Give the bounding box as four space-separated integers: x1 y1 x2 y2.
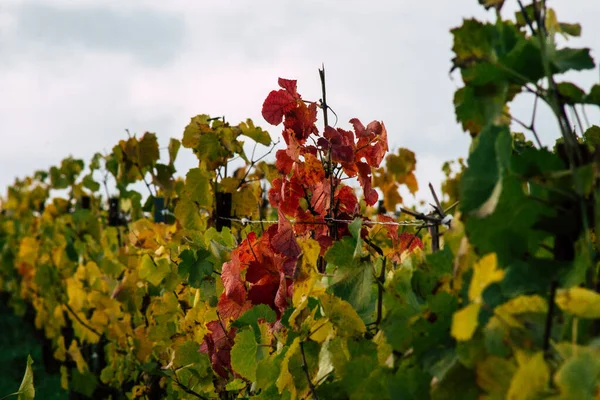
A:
1 0 599 205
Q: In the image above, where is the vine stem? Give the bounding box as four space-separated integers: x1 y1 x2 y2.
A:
64 303 102 338
319 64 338 243
300 341 319 400
543 280 558 355
375 257 387 327
172 374 210 400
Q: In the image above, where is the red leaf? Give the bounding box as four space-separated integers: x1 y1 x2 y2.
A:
357 162 378 206
268 178 283 208
398 232 423 253
278 78 298 95
336 185 359 215
199 320 237 378
262 90 297 126
377 214 399 243
350 118 381 138
316 235 334 256
271 210 301 258
283 101 318 143
221 232 258 306
322 126 354 163
217 292 252 320
248 280 280 310
295 153 325 186
275 149 294 174
278 178 304 216
310 180 331 215
221 257 247 305
354 120 388 167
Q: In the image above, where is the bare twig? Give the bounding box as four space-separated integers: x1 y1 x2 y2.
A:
300 341 319 400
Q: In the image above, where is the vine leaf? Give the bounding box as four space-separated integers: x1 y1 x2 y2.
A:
199 320 238 378
230 328 258 381
271 210 301 259
262 79 299 125
15 355 35 400
506 352 549 400
555 287 600 319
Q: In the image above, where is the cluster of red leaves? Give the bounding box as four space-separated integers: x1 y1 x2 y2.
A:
200 211 300 377
262 78 390 253
377 215 423 262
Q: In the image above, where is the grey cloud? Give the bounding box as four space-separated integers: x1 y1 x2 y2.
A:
13 4 185 66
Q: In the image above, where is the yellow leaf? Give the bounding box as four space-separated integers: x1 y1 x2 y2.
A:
18 237 39 265
556 287 600 319
494 295 548 328
219 177 240 193
468 253 503 302
66 278 87 312
319 293 366 336
133 326 154 363
68 340 88 374
506 352 549 400
476 356 516 397
373 331 394 367
232 184 259 217
310 320 333 343
60 366 69 390
276 337 300 399
54 336 66 362
451 303 481 341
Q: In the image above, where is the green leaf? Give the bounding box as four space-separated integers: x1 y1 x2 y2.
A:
348 218 367 259
70 369 98 397
325 237 359 268
466 176 553 265
329 260 375 318
553 349 600 399
454 85 508 136
184 168 213 209
188 249 213 288
197 132 229 164
230 328 258 381
256 352 284 392
585 84 600 106
174 340 201 367
139 254 170 286
182 114 211 148
16 355 34 400
320 294 366 336
557 82 586 104
552 48 596 73
583 126 600 148
430 364 479 400
558 22 582 37
174 198 205 231
232 304 277 328
138 133 160 169
168 138 181 165
239 119 271 146
225 378 246 391
82 174 100 192
460 125 511 214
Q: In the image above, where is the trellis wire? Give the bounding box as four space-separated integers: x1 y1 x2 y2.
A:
217 216 436 228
